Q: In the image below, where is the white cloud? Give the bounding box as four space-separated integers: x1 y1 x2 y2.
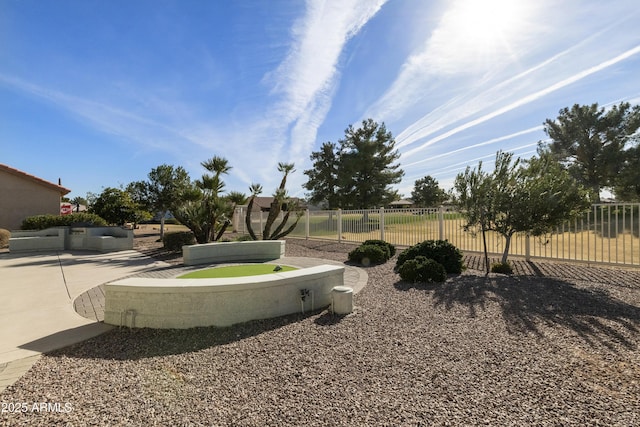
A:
256 0 388 191
0 1 388 195
366 0 546 123
403 126 543 168
388 40 640 164
420 0 541 75
0 73 189 153
266 0 386 120
170 1 389 194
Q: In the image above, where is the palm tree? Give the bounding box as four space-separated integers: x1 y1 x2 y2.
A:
201 156 231 179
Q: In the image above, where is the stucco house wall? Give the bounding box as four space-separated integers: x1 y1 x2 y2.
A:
0 164 71 230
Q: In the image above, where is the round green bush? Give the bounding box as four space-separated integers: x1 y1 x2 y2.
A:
348 244 388 266
397 257 423 282
398 256 447 283
163 231 196 252
362 239 396 257
395 239 463 274
491 261 513 274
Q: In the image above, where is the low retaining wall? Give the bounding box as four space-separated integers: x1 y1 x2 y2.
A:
183 240 286 265
103 264 345 328
9 227 133 253
67 227 133 252
8 228 65 252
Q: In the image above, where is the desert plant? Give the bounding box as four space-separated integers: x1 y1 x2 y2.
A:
162 231 196 252
245 163 304 240
172 157 246 244
362 239 396 257
491 261 513 274
395 240 463 274
398 256 447 283
21 213 108 230
347 244 388 266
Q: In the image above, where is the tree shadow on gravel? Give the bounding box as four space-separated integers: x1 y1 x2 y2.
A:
395 277 490 319
46 310 321 361
429 275 640 351
134 246 183 264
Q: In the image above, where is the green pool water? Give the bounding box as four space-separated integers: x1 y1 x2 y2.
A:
177 264 298 279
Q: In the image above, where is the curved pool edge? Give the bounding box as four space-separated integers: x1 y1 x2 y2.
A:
74 257 367 322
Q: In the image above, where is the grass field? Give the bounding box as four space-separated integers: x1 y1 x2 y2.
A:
256 209 640 266
229 205 640 266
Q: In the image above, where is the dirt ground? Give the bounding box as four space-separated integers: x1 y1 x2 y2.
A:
132 224 187 264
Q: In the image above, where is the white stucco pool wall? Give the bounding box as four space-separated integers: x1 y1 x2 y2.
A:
182 240 286 265
103 264 345 328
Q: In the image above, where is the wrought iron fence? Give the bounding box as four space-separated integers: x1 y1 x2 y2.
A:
234 203 640 267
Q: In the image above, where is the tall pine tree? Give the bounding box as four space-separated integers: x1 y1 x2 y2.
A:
303 142 340 209
542 102 640 202
304 119 404 209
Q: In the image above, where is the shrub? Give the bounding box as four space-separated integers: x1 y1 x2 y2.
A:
362 239 396 257
398 256 447 283
348 244 388 266
163 231 196 252
491 261 513 274
0 228 10 249
395 240 463 274
21 213 108 230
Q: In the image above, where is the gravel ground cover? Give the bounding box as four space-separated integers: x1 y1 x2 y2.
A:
2 238 640 426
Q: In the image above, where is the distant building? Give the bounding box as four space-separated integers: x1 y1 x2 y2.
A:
0 163 71 230
250 196 307 212
389 199 414 209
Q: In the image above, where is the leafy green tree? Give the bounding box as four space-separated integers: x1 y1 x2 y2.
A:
411 176 447 207
86 192 98 209
126 181 151 212
245 163 304 240
304 119 404 209
145 164 193 240
542 102 640 202
454 150 589 264
90 187 138 226
125 181 154 226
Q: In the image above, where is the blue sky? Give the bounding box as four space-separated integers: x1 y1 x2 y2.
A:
2 0 639 202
